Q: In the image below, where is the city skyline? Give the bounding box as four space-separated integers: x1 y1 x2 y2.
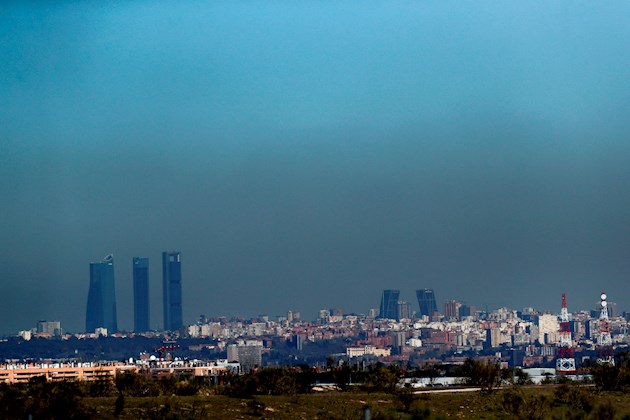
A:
15 268 629 335
3 2 630 334
78 256 625 335
19 246 630 334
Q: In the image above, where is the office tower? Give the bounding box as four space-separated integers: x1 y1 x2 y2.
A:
416 289 438 318
86 254 118 333
444 300 462 320
162 251 183 331
133 257 150 332
379 289 400 320
397 301 412 321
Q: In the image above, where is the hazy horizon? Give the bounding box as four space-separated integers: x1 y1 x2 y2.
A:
2 1 630 334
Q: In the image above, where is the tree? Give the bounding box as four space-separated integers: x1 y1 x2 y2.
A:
501 387 551 420
115 371 160 397
331 363 352 391
591 363 619 391
223 372 258 398
513 368 531 385
460 359 502 393
293 367 316 394
114 392 124 417
362 366 400 394
396 386 416 412
256 369 298 396
24 378 92 419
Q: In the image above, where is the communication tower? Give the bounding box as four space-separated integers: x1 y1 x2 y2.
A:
597 292 614 365
556 293 576 374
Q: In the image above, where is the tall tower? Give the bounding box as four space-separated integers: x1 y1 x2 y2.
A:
597 292 614 365
86 254 118 333
379 290 400 320
416 289 438 318
556 293 576 374
133 257 150 332
162 251 183 331
397 301 412 321
444 300 462 320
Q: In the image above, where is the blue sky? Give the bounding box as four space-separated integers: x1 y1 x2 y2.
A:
2 1 630 333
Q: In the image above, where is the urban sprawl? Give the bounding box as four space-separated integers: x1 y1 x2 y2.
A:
2 253 627 385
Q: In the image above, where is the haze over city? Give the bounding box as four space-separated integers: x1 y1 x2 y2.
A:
2 1 630 335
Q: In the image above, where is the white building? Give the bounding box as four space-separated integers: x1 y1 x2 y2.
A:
537 314 559 344
346 346 391 358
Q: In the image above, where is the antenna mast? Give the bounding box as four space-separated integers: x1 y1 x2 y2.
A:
556 293 576 374
597 292 614 365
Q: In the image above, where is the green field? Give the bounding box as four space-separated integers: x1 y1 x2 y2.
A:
80 386 630 419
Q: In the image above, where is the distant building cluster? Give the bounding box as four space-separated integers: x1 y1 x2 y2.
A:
85 251 183 334
18 320 62 340
15 277 630 378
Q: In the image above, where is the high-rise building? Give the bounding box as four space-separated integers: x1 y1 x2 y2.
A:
444 300 462 320
485 328 501 348
459 304 473 318
133 257 150 332
37 320 62 336
537 314 559 344
397 301 412 321
162 251 182 331
227 343 263 373
416 289 438 318
86 254 118 333
379 289 400 320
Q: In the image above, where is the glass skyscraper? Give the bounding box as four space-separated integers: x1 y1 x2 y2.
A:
162 251 182 331
379 289 400 320
86 254 118 333
416 288 438 317
133 257 150 332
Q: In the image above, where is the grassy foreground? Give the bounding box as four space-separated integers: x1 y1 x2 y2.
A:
83 386 630 419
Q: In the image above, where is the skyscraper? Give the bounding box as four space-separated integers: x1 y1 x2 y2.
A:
162 251 182 331
444 300 463 320
133 257 150 332
86 254 118 333
379 289 400 320
397 301 412 321
416 289 438 318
